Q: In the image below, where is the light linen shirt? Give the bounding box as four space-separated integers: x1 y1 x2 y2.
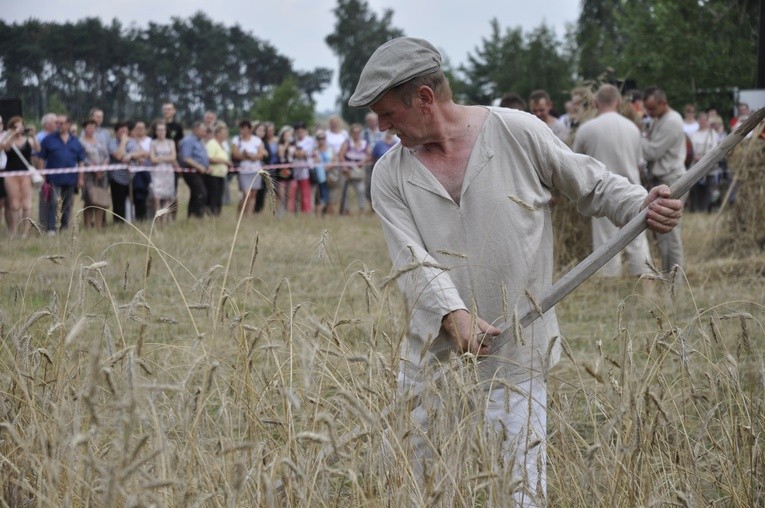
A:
642 109 686 182
573 111 642 185
372 107 647 385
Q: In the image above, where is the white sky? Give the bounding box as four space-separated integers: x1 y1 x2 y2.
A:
3 0 580 112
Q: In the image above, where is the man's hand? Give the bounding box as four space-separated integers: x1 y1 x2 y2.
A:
442 309 501 356
642 184 683 234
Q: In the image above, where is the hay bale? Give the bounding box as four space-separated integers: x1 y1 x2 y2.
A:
721 124 765 256
552 191 592 274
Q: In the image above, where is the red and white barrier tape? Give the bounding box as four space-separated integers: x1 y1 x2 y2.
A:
0 160 366 179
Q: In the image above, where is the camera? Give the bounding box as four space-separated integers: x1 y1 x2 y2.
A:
23 127 32 135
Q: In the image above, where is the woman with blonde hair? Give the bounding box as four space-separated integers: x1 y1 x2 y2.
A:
149 120 178 221
0 116 39 238
205 123 231 216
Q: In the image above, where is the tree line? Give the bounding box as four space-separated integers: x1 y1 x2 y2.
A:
0 12 331 126
0 0 759 127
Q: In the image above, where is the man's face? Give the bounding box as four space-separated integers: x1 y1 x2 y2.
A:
371 91 426 148
739 104 750 116
644 96 668 119
204 112 216 125
91 110 104 126
530 99 551 121
162 104 176 121
57 116 70 135
44 117 56 132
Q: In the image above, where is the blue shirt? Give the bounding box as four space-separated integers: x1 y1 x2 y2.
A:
39 132 85 186
179 134 209 170
372 140 396 161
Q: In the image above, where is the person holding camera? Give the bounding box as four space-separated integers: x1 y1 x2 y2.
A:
0 116 39 238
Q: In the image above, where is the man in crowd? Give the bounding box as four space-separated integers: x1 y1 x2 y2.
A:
34 112 58 231
179 120 210 218
642 87 686 272
162 102 185 149
108 121 146 224
499 91 527 110
162 102 185 218
349 37 682 505
37 114 85 234
529 89 569 142
89 107 111 147
573 84 653 281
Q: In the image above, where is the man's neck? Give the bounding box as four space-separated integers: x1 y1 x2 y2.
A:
419 103 486 156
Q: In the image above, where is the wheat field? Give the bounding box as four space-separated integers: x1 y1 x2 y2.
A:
0 193 763 507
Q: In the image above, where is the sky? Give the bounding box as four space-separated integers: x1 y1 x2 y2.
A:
3 0 581 113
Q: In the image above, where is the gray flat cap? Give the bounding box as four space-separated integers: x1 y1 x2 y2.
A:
348 37 441 108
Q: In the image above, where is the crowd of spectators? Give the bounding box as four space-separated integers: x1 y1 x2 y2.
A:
496 86 754 278
0 94 751 239
499 88 745 215
0 103 400 237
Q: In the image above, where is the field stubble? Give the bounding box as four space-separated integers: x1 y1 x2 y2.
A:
0 203 762 506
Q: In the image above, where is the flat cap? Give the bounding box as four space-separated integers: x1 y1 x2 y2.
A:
348 37 441 108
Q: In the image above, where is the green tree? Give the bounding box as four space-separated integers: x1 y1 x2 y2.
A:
575 0 625 81
459 19 574 109
575 0 758 114
325 0 403 122
250 78 315 129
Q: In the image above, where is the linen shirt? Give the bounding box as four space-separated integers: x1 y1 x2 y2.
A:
642 109 686 182
573 111 642 185
372 107 647 385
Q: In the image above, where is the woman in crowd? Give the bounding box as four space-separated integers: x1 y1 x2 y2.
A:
231 120 266 215
205 123 231 216
0 115 38 238
79 118 111 229
275 125 295 215
287 122 312 214
130 121 152 221
312 129 335 215
688 112 721 212
109 120 146 224
338 123 370 215
149 120 177 222
253 122 273 213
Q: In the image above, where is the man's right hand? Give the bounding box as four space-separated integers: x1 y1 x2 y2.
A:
442 309 501 356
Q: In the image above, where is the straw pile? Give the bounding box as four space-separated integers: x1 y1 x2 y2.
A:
720 123 765 257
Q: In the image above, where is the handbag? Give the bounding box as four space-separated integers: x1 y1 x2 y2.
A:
326 168 341 188
349 165 366 181
89 184 111 208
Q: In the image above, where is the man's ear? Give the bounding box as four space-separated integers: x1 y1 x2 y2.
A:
417 85 436 107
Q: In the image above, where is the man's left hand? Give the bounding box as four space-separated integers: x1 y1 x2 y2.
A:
642 184 683 234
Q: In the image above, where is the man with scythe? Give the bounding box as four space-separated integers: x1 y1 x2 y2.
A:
349 37 684 505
